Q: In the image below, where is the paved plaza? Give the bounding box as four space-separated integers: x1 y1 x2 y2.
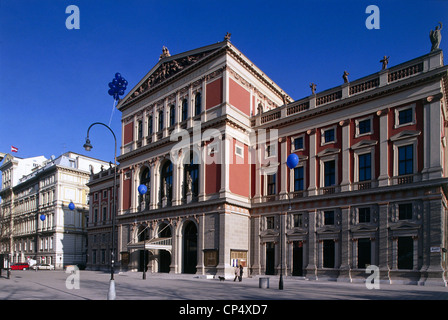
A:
0 270 447 300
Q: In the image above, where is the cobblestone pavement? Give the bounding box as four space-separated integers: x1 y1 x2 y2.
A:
1 270 447 300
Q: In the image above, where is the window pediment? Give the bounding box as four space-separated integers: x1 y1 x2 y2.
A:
389 130 421 142
317 148 340 157
351 140 377 150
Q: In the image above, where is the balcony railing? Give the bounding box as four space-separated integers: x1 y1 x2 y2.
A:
252 51 438 127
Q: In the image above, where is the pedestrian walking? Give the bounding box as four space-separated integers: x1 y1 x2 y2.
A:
233 265 240 281
239 264 243 282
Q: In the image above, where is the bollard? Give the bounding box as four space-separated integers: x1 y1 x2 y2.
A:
259 277 269 289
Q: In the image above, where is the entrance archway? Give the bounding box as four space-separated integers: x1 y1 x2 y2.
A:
183 221 197 274
137 225 149 272
158 223 171 273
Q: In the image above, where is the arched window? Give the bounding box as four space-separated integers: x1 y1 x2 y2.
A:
169 104 175 127
139 167 150 209
161 161 173 203
182 99 188 122
184 152 199 201
194 92 202 117
148 115 153 135
158 110 164 132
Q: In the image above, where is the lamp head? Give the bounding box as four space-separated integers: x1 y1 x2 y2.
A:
83 138 93 151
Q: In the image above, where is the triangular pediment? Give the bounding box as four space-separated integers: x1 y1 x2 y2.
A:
119 42 227 107
390 130 421 142
317 148 340 157
390 221 420 231
351 140 377 150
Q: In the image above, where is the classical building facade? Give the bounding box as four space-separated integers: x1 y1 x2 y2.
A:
86 165 118 271
111 36 447 285
0 152 109 269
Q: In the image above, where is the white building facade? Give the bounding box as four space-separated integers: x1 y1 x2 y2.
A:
0 152 109 269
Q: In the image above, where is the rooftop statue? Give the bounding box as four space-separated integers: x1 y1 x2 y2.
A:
342 71 349 83
159 46 171 60
430 22 443 52
380 56 390 70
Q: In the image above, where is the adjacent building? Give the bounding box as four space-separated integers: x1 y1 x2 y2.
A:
86 164 119 271
0 152 109 269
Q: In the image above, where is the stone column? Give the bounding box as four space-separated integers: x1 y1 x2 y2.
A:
422 96 443 180
377 109 389 187
339 120 350 192
378 202 390 282
305 209 317 279
338 206 351 282
307 129 317 196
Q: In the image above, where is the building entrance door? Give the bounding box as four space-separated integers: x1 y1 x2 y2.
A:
292 241 303 276
266 242 275 275
183 221 197 274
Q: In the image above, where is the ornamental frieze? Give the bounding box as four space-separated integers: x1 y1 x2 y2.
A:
125 50 216 104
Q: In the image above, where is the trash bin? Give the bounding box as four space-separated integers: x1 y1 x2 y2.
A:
259 277 270 289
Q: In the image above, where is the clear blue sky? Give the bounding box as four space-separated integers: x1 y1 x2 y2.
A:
0 0 447 165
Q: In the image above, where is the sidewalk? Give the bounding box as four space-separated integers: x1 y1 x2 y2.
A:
1 270 447 300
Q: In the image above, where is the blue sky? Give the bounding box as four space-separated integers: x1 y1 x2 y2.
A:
0 0 447 165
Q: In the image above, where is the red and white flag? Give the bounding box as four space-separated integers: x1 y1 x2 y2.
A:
11 146 18 153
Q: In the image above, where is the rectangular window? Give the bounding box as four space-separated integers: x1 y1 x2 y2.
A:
294 167 304 191
293 214 303 228
266 216 275 229
358 119 371 135
358 153 372 181
398 108 413 125
323 129 335 143
158 111 164 132
101 249 106 264
324 160 336 187
397 236 413 269
324 211 334 225
182 100 188 121
293 137 304 150
138 120 143 139
267 173 276 195
398 145 413 175
169 105 175 127
94 208 98 223
358 207 371 223
102 207 107 221
357 238 371 269
235 145 243 158
148 116 153 135
399 203 413 220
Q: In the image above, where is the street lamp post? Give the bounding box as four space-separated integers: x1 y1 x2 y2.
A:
83 122 117 300
137 184 148 280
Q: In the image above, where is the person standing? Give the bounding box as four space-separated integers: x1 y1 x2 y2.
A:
234 265 240 281
239 264 244 282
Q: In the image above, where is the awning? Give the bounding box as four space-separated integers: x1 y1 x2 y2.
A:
127 237 172 253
